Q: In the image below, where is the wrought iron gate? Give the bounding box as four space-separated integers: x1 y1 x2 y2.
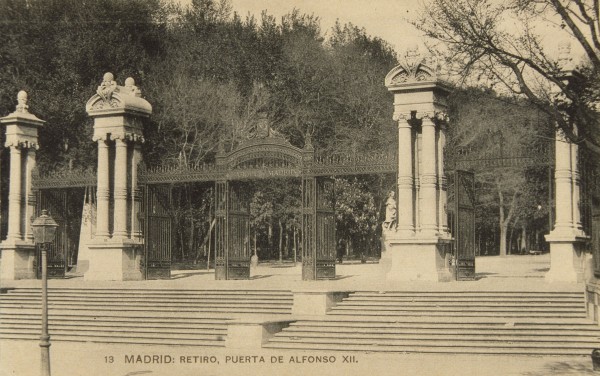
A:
142 185 172 279
302 176 336 280
453 170 476 280
36 189 83 278
215 180 251 280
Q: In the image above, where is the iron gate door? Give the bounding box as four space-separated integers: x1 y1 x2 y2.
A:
143 185 172 279
454 170 476 280
302 176 335 280
227 183 250 279
214 180 251 280
36 189 68 278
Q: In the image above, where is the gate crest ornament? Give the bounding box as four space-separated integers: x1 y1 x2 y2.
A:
86 73 152 116
385 46 439 86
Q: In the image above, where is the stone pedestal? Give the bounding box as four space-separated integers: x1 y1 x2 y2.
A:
386 237 453 282
0 241 36 280
291 290 349 316
379 229 394 275
0 91 44 281
83 239 143 281
226 319 292 349
83 74 151 281
383 48 454 283
544 232 586 283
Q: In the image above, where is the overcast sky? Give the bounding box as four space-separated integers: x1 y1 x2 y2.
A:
193 0 424 53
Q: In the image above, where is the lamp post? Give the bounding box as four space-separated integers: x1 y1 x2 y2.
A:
31 209 59 376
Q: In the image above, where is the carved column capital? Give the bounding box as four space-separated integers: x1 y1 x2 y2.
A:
393 112 412 122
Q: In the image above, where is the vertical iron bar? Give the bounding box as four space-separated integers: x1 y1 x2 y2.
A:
40 243 51 376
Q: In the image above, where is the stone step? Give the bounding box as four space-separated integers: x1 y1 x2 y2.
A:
328 307 586 317
0 291 293 301
0 302 291 313
348 293 584 302
273 330 600 342
5 288 292 298
0 322 227 333
336 301 584 308
352 291 583 297
287 320 600 330
0 325 225 338
0 308 287 319
347 294 584 302
266 336 598 349
1 298 292 306
0 316 229 328
0 334 225 347
262 341 594 355
0 299 291 308
281 326 600 337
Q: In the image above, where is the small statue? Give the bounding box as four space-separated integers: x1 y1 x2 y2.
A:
97 72 117 102
124 77 142 97
16 90 29 113
383 190 397 230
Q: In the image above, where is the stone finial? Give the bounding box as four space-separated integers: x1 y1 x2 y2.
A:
16 90 29 113
558 40 574 71
385 45 437 86
304 132 313 150
124 77 142 97
97 72 117 102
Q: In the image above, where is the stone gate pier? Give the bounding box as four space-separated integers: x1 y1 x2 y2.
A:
83 73 151 281
383 50 453 282
0 92 45 280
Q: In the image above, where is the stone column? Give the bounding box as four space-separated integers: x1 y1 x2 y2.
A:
553 131 575 232
419 115 438 237
95 138 110 239
24 147 37 242
1 90 44 280
113 137 129 238
396 114 415 237
84 73 151 281
571 140 583 232
6 145 23 241
545 129 587 282
384 50 453 283
131 141 142 240
437 122 449 235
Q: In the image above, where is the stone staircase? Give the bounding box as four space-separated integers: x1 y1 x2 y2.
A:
0 288 293 346
265 291 600 355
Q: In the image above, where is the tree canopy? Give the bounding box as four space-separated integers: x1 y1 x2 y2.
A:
417 0 600 153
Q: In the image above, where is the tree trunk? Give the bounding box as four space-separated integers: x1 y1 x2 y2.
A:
508 225 515 255
284 228 289 258
500 224 508 257
293 226 297 264
278 219 283 263
346 239 350 257
253 230 257 257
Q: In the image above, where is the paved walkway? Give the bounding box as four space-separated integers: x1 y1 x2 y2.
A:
1 254 596 376
1 340 597 376
0 254 582 292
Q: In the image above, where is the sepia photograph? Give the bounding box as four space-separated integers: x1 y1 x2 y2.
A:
1 0 600 375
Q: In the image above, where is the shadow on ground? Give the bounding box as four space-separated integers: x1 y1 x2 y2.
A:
170 271 214 279
523 360 595 375
251 274 273 279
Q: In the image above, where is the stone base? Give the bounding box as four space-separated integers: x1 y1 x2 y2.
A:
545 231 587 283
74 260 89 274
84 238 143 281
386 236 453 282
226 319 292 349
587 280 599 323
379 229 394 275
291 290 350 316
0 240 36 280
